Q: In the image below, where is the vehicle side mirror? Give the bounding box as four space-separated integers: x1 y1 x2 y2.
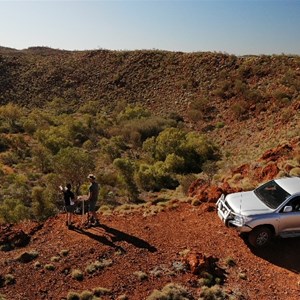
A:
283 206 293 213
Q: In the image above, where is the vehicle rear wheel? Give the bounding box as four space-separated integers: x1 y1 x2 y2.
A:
248 226 272 247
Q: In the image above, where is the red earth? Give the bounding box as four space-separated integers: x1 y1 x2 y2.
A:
1 200 300 300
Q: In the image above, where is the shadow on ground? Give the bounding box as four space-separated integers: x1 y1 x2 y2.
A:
72 224 157 253
248 236 300 273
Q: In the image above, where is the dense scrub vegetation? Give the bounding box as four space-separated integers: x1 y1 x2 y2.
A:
0 47 299 224
0 102 219 223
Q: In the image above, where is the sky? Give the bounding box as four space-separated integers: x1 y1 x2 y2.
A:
0 0 299 56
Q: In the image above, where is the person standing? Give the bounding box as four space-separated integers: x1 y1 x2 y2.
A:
60 183 75 229
86 174 100 227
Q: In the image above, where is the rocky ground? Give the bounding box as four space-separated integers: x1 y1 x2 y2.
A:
1 200 300 300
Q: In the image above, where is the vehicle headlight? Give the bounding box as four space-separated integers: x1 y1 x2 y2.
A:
232 215 250 226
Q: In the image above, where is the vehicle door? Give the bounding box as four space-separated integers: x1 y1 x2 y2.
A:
277 196 300 234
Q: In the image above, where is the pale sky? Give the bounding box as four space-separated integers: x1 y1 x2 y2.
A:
0 0 299 55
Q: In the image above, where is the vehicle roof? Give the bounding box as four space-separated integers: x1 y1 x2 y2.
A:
274 177 300 195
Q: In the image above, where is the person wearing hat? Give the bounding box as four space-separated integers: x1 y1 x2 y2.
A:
86 174 100 227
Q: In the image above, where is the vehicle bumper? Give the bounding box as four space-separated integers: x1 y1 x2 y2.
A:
216 195 252 233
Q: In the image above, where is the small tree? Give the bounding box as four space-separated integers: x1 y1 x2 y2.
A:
0 103 24 133
32 145 53 173
31 186 57 220
0 198 30 223
113 158 139 202
54 147 94 194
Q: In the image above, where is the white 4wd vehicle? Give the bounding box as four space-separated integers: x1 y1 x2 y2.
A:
217 177 300 247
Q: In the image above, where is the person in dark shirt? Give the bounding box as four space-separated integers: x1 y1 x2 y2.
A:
86 174 100 227
61 183 75 229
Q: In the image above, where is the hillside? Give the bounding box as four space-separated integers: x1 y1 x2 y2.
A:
0 47 300 300
0 47 299 163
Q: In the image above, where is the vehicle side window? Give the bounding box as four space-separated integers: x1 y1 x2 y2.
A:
286 196 300 212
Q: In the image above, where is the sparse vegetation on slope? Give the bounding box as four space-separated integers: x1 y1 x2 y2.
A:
0 47 299 299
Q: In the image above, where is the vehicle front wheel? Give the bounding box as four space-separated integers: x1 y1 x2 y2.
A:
248 226 272 247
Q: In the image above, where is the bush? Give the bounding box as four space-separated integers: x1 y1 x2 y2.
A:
60 249 69 257
66 291 81 300
199 285 227 299
98 136 127 161
133 271 148 281
224 257 236 267
31 186 57 221
93 287 111 296
146 283 192 300
4 274 15 285
113 158 139 201
0 103 24 133
34 261 42 269
79 290 93 300
71 269 84 281
143 128 219 174
117 105 151 122
54 146 94 194
0 198 31 223
44 264 55 271
231 101 248 119
50 256 60 262
135 162 178 192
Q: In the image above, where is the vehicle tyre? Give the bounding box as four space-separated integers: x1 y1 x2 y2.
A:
248 226 272 247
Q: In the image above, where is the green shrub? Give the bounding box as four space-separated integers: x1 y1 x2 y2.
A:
50 256 61 262
135 162 178 192
224 257 236 267
0 198 30 223
231 101 248 119
71 269 84 281
4 274 15 285
215 122 225 128
143 128 219 175
199 285 227 299
31 186 57 221
98 136 127 161
146 283 191 300
93 287 111 296
35 126 72 154
85 262 98 274
133 271 148 281
60 249 69 257
187 96 210 122
54 146 94 194
199 271 214 287
79 290 93 300
117 105 151 122
113 158 139 201
34 261 42 269
44 264 55 271
66 291 81 300
0 103 25 133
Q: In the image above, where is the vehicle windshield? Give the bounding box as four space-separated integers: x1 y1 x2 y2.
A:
254 180 291 209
